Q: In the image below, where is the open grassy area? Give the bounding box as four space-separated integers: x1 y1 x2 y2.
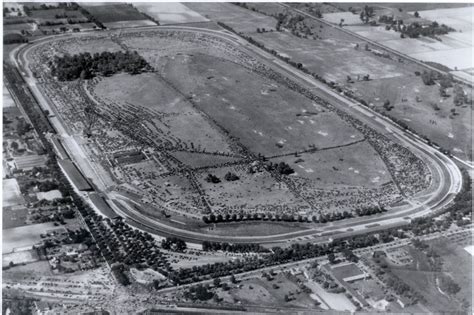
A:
159 52 364 157
93 72 234 154
218 272 320 309
387 241 472 313
197 165 308 215
350 74 472 159
271 140 391 188
426 236 473 311
2 222 64 254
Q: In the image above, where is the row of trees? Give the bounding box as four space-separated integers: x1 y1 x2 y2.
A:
50 51 151 81
202 241 268 253
202 206 386 224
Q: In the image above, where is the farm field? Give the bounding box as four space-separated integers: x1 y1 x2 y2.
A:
2 222 65 254
343 6 473 73
185 2 278 34
134 2 208 25
323 12 364 25
3 250 39 267
28 8 87 21
250 26 405 82
3 178 25 207
80 3 154 28
3 22 35 35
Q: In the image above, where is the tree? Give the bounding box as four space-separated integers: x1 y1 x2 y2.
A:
439 74 453 89
10 141 19 151
328 253 336 264
230 274 237 284
414 11 420 18
453 85 466 106
439 86 447 98
213 277 221 287
276 162 294 175
421 70 436 85
205 174 221 183
194 284 214 301
224 172 239 181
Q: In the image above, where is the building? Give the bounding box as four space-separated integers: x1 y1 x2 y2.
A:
112 150 146 166
13 154 48 171
57 160 92 191
330 263 369 283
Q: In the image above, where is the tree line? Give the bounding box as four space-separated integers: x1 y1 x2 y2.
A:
202 241 268 253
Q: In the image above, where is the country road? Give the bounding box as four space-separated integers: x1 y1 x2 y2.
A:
11 24 464 246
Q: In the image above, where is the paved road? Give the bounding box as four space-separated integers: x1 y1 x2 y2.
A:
13 25 463 245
